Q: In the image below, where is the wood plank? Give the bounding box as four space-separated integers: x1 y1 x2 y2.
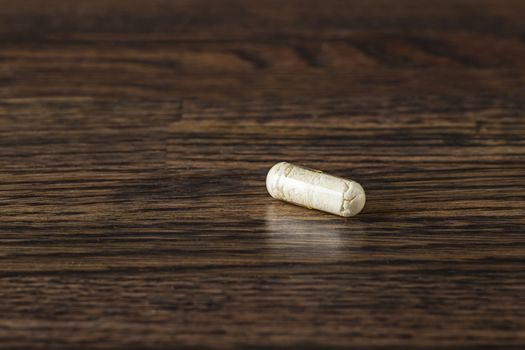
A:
1 0 525 348
0 96 524 348
1 0 525 99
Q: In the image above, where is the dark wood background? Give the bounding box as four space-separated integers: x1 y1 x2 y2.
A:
1 1 524 349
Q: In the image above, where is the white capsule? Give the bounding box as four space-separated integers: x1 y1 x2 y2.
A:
266 162 366 217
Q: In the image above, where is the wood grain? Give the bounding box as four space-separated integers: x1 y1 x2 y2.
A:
1 1 525 349
2 0 525 99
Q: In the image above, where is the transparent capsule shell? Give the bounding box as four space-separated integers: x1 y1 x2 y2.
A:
266 162 366 217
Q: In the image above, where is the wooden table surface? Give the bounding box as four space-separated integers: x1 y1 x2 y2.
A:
1 1 525 349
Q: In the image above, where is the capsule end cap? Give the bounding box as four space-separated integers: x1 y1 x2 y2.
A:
341 181 366 217
266 162 290 199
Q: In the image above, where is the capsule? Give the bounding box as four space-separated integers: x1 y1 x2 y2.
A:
266 162 366 217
